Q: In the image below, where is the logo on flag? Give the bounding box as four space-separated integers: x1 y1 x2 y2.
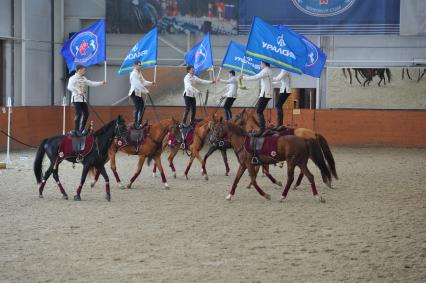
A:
61 19 106 72
70 32 99 63
184 33 213 75
117 27 158 75
292 0 356 17
245 17 308 74
277 35 286 47
277 24 327 78
222 41 261 75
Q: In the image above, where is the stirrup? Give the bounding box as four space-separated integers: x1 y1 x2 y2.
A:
76 153 83 163
251 156 260 165
180 143 186 150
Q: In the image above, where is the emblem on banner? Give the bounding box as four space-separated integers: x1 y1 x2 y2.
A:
194 44 207 69
277 34 287 47
301 38 319 67
70 31 99 63
292 0 356 17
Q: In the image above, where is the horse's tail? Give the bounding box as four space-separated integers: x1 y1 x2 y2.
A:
146 156 154 167
34 138 48 184
307 139 332 185
386 68 392 83
316 134 338 180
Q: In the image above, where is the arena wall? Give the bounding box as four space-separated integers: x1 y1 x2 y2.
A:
1 107 426 151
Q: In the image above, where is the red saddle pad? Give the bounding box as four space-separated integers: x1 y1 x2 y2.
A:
244 135 280 157
58 135 94 160
168 129 194 146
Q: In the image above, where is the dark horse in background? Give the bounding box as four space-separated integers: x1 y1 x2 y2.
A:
343 68 392 87
33 116 128 201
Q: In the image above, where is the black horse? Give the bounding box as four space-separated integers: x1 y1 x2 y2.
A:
33 115 128 201
343 68 391 87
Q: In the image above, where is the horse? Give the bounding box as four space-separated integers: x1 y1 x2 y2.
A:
90 118 179 190
343 68 391 87
224 108 337 189
33 115 128 201
209 117 330 202
162 117 212 180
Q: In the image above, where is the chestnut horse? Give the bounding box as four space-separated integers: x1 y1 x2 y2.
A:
209 117 330 202
91 118 179 190
234 109 338 189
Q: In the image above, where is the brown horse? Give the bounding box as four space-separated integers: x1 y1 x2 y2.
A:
91 118 179 190
161 117 212 180
233 109 337 189
209 117 330 202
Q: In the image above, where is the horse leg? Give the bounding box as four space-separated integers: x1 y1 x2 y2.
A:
220 149 230 176
127 155 146 189
74 165 90 201
194 151 208 180
153 154 169 189
203 145 217 165
299 163 325 203
52 168 68 200
247 163 270 200
354 70 362 85
227 164 247 201
184 154 196 180
38 163 55 198
293 171 304 190
280 161 295 202
90 169 101 188
98 165 111 202
246 165 260 189
168 148 178 178
109 147 124 189
152 163 157 178
263 164 282 187
348 68 353 84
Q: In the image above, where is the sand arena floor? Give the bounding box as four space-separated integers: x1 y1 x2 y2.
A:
0 146 425 282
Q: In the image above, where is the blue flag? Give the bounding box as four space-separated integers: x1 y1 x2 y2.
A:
245 17 308 74
278 25 326 78
117 27 158 75
222 41 261 75
61 19 106 72
184 33 213 75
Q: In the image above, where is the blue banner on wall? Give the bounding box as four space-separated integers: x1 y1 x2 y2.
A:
239 0 400 35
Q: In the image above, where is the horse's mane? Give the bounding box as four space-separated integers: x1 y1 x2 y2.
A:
93 119 117 136
225 121 247 136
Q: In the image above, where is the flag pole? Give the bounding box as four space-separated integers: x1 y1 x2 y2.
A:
62 96 67 135
5 97 12 165
104 61 107 81
154 65 157 83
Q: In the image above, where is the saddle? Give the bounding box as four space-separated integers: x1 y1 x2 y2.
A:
244 135 280 165
117 123 149 150
58 134 95 163
168 125 194 149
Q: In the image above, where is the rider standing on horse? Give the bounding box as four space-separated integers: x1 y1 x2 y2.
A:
240 61 273 135
128 60 155 129
273 69 291 127
216 70 238 120
67 65 106 136
182 65 214 127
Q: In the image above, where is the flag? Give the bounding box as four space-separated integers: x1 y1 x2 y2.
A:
245 17 308 75
278 25 327 78
61 19 106 72
117 27 158 75
222 41 261 75
184 33 213 75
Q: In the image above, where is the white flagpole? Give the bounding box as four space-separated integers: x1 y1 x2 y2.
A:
6 97 12 164
154 65 157 83
104 61 107 81
62 96 67 135
217 67 222 80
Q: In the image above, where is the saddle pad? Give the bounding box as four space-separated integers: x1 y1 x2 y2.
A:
168 129 194 146
244 135 280 157
59 135 94 160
